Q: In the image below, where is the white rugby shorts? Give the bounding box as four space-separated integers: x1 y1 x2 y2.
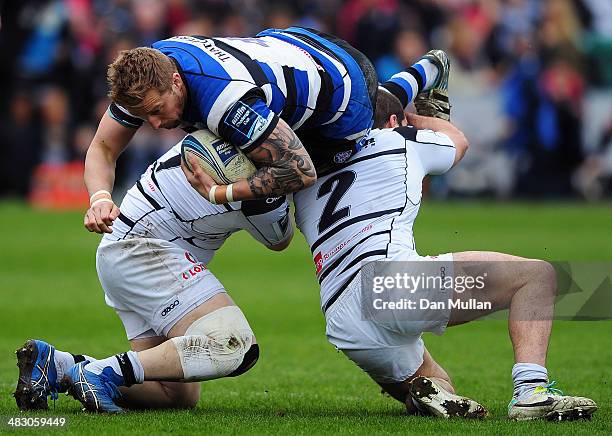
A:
96 238 226 340
325 252 454 383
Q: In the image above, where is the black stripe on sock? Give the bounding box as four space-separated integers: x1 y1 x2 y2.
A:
115 352 137 387
71 354 86 364
515 378 548 386
381 83 408 110
407 66 424 93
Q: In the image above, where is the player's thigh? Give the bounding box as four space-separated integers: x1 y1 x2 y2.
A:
448 251 551 326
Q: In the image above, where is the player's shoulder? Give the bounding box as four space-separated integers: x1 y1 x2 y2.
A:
393 126 455 148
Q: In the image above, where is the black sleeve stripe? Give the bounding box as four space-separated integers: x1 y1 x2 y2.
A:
239 113 279 154
156 155 182 171
281 66 298 123
394 127 456 148
414 140 456 149
381 82 408 110
393 126 417 141
108 103 143 129
211 39 268 87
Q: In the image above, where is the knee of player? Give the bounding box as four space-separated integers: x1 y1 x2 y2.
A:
536 260 557 295
171 306 258 381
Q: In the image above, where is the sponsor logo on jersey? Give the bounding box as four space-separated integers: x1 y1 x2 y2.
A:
333 150 353 164
314 252 324 274
185 252 197 264
161 299 180 317
314 223 374 275
212 139 239 166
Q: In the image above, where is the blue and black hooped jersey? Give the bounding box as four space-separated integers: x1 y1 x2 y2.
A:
108 27 375 160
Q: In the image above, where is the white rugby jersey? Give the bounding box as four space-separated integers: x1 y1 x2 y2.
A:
293 126 456 312
102 143 291 264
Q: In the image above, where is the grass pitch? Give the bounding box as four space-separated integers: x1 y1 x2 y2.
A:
1 201 611 435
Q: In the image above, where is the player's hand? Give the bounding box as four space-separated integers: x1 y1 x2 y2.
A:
84 191 120 234
181 155 220 201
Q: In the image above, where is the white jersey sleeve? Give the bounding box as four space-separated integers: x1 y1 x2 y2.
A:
398 127 456 175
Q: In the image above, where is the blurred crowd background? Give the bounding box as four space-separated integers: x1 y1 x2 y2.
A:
1 0 612 206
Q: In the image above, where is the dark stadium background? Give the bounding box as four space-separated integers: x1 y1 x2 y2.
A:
1 0 612 203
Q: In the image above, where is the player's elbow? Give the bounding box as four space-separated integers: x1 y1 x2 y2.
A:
296 150 317 189
452 131 469 165
302 171 317 188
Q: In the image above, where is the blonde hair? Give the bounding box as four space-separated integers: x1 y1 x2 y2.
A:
107 47 176 110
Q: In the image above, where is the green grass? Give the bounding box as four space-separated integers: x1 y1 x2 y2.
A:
1 201 611 434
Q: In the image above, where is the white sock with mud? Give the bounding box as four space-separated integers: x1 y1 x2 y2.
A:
512 363 548 399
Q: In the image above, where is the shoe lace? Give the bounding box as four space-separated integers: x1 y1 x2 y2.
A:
534 380 564 396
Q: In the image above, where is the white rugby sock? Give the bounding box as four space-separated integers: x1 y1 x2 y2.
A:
85 351 144 386
512 363 548 399
54 350 96 382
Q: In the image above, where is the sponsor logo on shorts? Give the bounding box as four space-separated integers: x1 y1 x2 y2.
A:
182 263 207 280
333 150 353 164
161 299 180 317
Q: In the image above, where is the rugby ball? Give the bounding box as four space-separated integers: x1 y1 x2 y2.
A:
181 130 256 184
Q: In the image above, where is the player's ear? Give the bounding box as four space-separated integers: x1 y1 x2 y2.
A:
172 72 182 87
387 114 398 129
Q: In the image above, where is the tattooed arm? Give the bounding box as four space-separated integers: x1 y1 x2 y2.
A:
182 118 317 202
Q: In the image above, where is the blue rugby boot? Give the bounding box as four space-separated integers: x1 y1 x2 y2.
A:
61 362 124 413
14 340 62 410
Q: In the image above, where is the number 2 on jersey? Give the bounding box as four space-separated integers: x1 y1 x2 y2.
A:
316 171 356 234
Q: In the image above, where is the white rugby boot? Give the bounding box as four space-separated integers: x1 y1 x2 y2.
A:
508 381 597 421
408 376 488 419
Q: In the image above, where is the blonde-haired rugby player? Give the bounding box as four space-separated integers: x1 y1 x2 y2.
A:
14 137 292 413
292 88 597 421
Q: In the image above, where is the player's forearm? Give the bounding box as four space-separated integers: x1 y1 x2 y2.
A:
241 121 316 199
84 141 119 196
